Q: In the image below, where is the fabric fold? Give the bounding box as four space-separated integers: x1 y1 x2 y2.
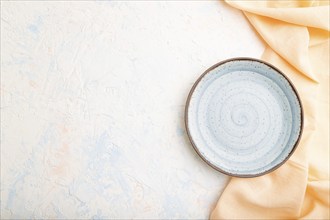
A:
226 0 330 31
244 12 316 82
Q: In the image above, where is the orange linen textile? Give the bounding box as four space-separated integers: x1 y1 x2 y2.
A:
211 1 330 219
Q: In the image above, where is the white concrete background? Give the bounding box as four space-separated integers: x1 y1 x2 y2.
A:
1 1 264 219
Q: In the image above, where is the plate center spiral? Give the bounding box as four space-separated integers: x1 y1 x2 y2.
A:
231 105 253 126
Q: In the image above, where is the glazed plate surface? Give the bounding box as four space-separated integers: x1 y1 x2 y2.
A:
185 58 303 177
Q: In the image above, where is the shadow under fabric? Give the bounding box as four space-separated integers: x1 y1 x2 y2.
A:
211 1 330 219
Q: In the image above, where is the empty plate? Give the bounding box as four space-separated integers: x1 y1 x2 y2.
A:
185 58 303 177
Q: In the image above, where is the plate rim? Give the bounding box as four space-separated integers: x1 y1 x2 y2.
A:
184 57 304 178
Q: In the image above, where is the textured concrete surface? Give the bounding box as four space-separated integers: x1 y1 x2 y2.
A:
1 1 264 219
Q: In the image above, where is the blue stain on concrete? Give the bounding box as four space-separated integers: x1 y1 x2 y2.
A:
92 209 105 220
176 126 185 136
82 131 133 204
28 16 43 34
161 194 187 218
52 203 66 219
28 24 39 34
5 124 54 211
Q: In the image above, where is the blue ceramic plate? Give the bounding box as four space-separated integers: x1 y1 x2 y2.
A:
185 58 303 177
